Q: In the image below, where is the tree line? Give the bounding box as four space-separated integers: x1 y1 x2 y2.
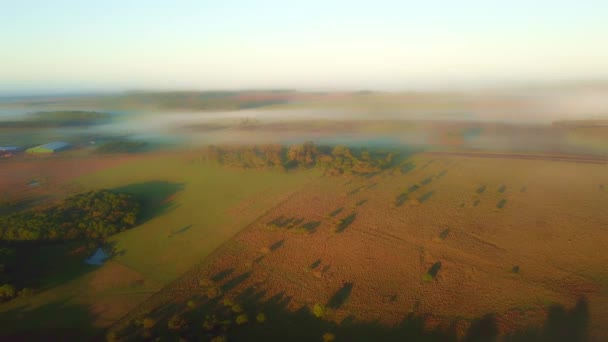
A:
202 142 397 175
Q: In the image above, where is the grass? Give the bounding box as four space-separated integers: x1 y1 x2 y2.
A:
0 153 318 338
73 156 318 284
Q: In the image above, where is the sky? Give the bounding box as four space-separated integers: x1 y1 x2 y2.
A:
2 0 608 95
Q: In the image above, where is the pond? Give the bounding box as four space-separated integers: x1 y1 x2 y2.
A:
84 247 109 266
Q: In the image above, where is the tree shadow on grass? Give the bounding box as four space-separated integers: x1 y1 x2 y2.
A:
220 272 252 292
335 213 357 233
211 268 234 282
327 282 354 309
111 286 591 342
112 181 185 224
0 195 52 216
300 221 321 233
168 224 193 237
270 239 285 252
418 191 435 203
0 297 99 341
329 207 344 217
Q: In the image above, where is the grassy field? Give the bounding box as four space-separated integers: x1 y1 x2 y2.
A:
0 152 319 338
108 154 608 341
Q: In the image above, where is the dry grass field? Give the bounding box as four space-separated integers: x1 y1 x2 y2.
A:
110 153 608 340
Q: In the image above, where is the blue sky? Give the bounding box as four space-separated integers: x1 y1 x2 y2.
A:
2 0 608 94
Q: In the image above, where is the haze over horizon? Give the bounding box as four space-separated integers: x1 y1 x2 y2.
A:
3 1 608 95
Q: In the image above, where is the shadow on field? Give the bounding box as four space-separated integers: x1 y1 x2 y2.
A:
336 213 357 233
0 195 52 215
327 282 354 309
0 297 99 340
113 181 185 223
169 224 193 237
111 286 591 342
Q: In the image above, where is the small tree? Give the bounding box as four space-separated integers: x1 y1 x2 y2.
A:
312 303 326 318
168 314 187 331
0 284 16 300
142 317 156 329
235 314 249 325
256 313 267 323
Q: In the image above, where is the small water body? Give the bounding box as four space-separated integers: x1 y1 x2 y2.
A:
84 247 109 266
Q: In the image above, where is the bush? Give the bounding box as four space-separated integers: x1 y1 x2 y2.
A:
312 303 326 318
18 287 35 297
142 317 156 329
167 314 187 330
187 300 197 309
256 313 267 323
0 284 16 300
235 314 248 325
323 332 336 342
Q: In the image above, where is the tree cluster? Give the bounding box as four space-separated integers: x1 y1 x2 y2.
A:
0 190 141 242
202 142 397 175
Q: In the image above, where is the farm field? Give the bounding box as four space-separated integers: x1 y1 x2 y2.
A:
0 152 319 339
108 154 608 341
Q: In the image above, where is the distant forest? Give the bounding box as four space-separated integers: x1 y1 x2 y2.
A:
0 110 110 128
202 142 398 175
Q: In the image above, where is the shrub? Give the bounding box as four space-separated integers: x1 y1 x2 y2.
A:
235 314 249 325
105 332 118 342
187 300 197 309
0 284 16 300
323 332 336 342
206 286 221 298
312 303 326 318
256 313 267 323
211 336 227 342
168 314 187 330
18 288 35 297
142 317 156 329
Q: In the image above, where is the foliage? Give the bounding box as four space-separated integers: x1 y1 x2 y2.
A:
256 313 267 323
0 190 141 241
202 142 397 175
142 317 156 329
312 303 326 318
323 332 336 342
0 283 16 300
235 314 249 325
167 314 187 330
